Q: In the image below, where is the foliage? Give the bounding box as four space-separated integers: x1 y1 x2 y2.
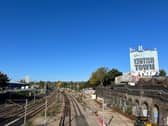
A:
30 81 56 91
25 121 33 126
89 67 108 86
32 81 46 88
0 72 10 88
104 69 122 86
159 69 166 76
56 81 63 87
126 106 132 115
88 67 122 86
55 81 90 91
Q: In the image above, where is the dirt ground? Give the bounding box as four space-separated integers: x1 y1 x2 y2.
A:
82 96 134 126
26 93 63 126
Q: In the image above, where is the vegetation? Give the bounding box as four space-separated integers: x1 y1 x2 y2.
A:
30 81 56 90
159 69 166 76
89 67 108 86
34 81 46 88
126 106 132 115
104 68 122 86
0 72 10 89
88 67 122 86
28 67 122 90
55 67 122 89
56 81 82 90
25 121 33 126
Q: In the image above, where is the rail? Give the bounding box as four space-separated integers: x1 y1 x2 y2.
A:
1 91 57 126
59 93 71 126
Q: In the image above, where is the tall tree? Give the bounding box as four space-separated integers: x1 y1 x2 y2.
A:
159 69 166 76
0 72 10 88
89 67 108 86
56 81 62 87
104 68 122 86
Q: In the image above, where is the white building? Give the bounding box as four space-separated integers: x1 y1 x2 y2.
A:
130 45 159 77
115 72 132 84
25 76 30 83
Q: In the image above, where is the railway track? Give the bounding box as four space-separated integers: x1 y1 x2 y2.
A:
59 92 89 126
0 100 44 124
0 91 57 126
69 95 82 116
0 99 44 120
59 93 71 126
0 104 19 114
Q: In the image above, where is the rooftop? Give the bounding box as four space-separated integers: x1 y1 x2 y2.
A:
130 45 157 53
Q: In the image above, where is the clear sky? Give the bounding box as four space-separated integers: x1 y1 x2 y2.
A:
0 0 168 81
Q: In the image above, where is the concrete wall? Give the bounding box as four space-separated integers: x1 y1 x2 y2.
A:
96 87 168 126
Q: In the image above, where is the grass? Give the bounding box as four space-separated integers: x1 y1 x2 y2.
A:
41 96 61 117
126 106 132 115
25 121 34 126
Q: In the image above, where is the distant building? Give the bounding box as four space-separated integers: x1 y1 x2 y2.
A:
8 82 29 90
115 72 137 85
115 72 132 84
25 76 30 83
115 45 160 85
130 45 159 77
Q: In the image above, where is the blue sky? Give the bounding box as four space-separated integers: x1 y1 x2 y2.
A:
0 0 168 81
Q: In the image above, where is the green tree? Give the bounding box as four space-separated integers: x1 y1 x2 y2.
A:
104 68 122 86
89 67 108 86
36 81 45 88
56 81 63 88
0 72 10 88
159 69 166 76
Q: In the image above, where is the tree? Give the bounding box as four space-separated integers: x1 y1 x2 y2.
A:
89 67 108 86
88 67 122 87
104 68 122 86
56 81 64 88
0 72 10 88
159 69 166 76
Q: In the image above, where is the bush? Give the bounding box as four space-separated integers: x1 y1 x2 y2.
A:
25 121 33 126
126 106 132 115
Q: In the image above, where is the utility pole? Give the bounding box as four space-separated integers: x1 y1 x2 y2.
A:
102 98 104 126
34 89 36 103
24 99 28 126
77 83 79 92
101 80 105 126
44 97 48 126
45 82 47 95
44 81 48 126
